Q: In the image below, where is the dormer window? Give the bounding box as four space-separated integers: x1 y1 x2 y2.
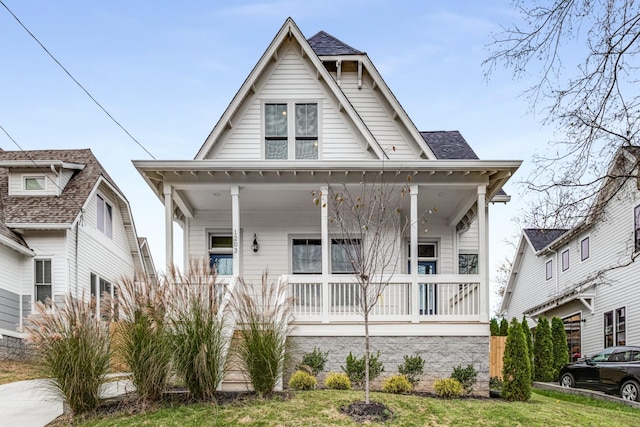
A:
264 102 318 159
24 176 45 191
96 194 113 238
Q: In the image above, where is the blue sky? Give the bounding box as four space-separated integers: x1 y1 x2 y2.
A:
0 1 554 310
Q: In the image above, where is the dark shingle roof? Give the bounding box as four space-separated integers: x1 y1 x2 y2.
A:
308 31 363 56
420 131 479 160
524 228 569 252
0 149 120 226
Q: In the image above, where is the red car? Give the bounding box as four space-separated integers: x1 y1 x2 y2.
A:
559 346 640 401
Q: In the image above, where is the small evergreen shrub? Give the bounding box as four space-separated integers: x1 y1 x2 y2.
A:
324 372 352 390
298 346 328 377
521 316 534 381
450 364 477 395
382 374 413 394
490 318 500 336
288 370 317 390
533 317 554 382
398 353 424 386
499 318 509 336
434 378 464 398
551 316 569 381
502 317 531 401
341 351 384 388
489 376 503 391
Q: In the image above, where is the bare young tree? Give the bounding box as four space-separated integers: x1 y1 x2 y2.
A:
485 0 640 228
314 174 409 404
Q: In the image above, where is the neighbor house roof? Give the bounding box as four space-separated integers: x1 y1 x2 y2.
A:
0 149 122 226
523 228 569 252
307 31 364 56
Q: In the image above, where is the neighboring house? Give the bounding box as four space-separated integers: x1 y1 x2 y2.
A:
500 146 640 361
134 18 521 392
0 148 155 348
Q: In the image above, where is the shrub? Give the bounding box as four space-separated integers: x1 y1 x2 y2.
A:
434 378 464 398
490 318 500 336
551 316 569 381
25 294 111 415
450 364 477 395
325 372 352 390
502 317 531 401
231 273 293 397
114 276 171 403
489 376 503 391
166 263 229 400
533 317 554 382
382 374 412 394
298 347 328 377
499 318 509 336
398 353 424 386
288 370 317 390
521 316 534 380
341 351 384 388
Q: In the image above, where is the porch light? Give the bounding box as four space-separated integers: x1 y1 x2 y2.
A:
252 234 260 253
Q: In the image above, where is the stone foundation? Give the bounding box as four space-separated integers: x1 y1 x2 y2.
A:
0 334 32 360
286 335 489 396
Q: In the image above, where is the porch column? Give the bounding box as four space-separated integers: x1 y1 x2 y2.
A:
320 185 330 322
163 183 173 270
231 186 241 278
410 184 419 323
477 185 488 322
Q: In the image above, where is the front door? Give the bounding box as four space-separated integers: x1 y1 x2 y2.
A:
418 261 437 315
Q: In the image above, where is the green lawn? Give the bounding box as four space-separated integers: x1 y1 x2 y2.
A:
78 389 640 427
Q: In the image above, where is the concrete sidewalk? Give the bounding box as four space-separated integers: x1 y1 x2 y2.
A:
0 377 133 427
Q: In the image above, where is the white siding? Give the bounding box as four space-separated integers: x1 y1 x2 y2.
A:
209 42 369 161
8 169 60 196
0 244 23 295
21 230 67 299
458 219 479 253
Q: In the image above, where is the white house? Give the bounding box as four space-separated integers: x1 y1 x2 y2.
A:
0 148 155 351
500 146 640 361
134 18 521 392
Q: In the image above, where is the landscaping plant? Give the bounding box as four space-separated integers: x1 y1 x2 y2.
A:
288 370 317 390
341 351 384 388
25 294 111 414
450 364 477 395
297 346 328 377
499 318 509 336
382 374 412 394
521 316 534 381
397 353 424 387
551 316 569 381
324 372 352 390
166 262 229 400
502 317 531 401
114 275 171 403
433 378 464 398
231 273 293 397
490 318 500 336
533 317 554 382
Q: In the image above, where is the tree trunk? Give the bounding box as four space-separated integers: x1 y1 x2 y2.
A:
364 309 370 404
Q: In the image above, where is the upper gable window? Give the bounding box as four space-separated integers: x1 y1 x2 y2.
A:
96 194 113 238
581 236 590 261
264 102 318 160
24 176 45 191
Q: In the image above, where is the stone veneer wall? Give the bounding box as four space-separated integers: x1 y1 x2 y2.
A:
286 336 489 396
0 334 31 360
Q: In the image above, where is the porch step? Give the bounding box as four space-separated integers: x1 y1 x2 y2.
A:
220 331 253 392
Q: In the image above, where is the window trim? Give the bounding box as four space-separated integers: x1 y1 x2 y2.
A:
580 236 590 262
262 100 321 160
561 248 570 272
545 259 553 280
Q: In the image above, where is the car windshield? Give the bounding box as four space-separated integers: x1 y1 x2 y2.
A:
590 348 616 362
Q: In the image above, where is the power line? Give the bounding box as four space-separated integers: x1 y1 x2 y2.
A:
0 0 157 160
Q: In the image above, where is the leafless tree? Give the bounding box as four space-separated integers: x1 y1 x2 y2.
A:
313 174 409 404
485 0 640 228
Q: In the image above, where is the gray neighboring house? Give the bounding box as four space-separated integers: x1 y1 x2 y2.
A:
0 148 155 352
134 18 521 393
500 146 640 361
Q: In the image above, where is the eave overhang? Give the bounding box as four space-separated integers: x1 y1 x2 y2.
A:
0 160 85 171
524 285 596 318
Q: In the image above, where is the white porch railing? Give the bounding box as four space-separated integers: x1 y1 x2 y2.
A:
286 274 481 323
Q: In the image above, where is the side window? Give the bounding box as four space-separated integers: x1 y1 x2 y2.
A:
24 176 46 191
581 236 590 261
546 259 553 280
34 259 52 304
635 205 640 253
458 254 478 274
561 249 569 271
96 194 113 238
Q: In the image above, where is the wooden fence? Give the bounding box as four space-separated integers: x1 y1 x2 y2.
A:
489 336 506 378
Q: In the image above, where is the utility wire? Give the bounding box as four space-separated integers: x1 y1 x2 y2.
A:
0 0 157 160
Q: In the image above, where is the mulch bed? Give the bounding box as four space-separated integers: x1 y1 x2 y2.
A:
340 400 394 423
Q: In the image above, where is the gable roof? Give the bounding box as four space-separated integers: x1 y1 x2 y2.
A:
420 131 479 160
307 31 363 56
523 228 569 252
0 149 122 226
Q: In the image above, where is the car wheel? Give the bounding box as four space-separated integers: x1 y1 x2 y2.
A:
560 373 574 388
620 380 640 401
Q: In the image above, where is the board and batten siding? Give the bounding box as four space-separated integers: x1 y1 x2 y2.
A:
208 43 370 161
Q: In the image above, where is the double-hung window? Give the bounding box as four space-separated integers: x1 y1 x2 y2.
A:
604 307 626 347
91 273 114 320
562 249 569 271
292 239 321 274
34 259 52 304
581 236 590 261
331 238 360 273
264 102 318 159
546 259 553 280
96 194 113 238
